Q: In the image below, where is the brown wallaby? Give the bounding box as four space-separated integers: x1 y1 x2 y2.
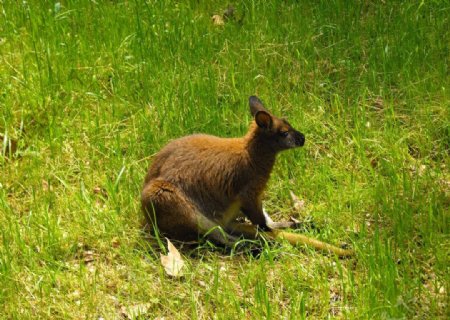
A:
141 96 353 256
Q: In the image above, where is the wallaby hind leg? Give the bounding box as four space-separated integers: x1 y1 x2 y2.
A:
141 179 238 246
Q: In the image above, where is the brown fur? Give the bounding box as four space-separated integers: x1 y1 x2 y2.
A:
141 96 353 256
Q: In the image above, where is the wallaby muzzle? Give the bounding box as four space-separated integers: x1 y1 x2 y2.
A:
295 131 305 147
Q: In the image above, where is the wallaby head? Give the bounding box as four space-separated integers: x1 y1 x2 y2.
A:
249 96 305 152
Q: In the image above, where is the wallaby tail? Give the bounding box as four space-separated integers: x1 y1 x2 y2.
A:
268 230 354 257
226 222 354 257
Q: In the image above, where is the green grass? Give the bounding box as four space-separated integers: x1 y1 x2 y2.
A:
1 0 448 318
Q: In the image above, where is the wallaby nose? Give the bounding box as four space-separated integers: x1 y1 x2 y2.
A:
295 132 305 146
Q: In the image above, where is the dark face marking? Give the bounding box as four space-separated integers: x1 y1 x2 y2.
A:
256 113 305 151
249 96 305 152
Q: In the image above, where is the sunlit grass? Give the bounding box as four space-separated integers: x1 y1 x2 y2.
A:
1 1 448 318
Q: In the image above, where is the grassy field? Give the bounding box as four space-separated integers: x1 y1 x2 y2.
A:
1 1 448 318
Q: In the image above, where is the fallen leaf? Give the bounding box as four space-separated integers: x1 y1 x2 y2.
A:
212 14 224 26
160 238 185 277
289 191 305 212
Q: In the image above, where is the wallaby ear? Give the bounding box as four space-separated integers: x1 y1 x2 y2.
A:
249 96 269 116
254 111 272 129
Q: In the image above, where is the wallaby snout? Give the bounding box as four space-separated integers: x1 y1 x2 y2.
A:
294 130 305 147
277 128 305 150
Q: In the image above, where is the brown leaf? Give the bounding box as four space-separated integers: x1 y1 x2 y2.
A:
160 238 185 277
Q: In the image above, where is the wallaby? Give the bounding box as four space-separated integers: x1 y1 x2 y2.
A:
141 96 353 256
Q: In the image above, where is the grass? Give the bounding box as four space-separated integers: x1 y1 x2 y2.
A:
0 0 448 318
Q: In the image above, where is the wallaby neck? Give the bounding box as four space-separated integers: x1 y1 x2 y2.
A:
244 122 277 173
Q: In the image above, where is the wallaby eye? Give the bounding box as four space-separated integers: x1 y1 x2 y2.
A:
279 131 288 138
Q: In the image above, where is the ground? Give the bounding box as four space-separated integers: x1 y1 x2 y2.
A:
0 1 448 319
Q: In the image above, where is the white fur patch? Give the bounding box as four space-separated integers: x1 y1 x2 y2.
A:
263 207 274 224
